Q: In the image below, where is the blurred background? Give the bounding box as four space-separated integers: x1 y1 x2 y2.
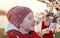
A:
0 0 60 38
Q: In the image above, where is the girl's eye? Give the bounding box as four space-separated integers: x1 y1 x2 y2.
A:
29 18 32 20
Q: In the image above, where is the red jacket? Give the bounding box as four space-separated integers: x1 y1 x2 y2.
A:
7 30 41 38
41 20 54 38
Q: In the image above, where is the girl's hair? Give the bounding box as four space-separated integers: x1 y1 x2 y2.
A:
46 13 54 17
49 0 55 2
55 7 60 11
52 16 57 23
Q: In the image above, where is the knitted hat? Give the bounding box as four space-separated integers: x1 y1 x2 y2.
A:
7 6 33 28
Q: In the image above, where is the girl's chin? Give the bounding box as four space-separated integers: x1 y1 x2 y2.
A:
26 29 34 31
29 30 34 32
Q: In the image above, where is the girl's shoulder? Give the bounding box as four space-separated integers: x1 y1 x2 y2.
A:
4 23 18 33
4 23 20 36
7 30 22 38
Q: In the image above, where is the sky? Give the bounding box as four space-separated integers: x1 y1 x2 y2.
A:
0 0 47 14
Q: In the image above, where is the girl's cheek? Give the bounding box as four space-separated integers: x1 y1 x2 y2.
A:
23 25 29 30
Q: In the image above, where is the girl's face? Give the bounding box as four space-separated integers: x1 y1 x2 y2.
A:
21 12 35 31
49 16 55 22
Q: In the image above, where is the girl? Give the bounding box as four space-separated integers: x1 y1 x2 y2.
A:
41 13 54 38
4 6 41 38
